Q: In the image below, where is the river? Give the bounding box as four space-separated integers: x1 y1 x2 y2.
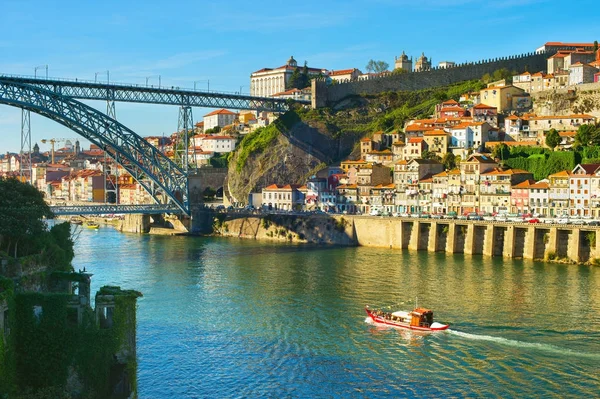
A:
72 225 600 398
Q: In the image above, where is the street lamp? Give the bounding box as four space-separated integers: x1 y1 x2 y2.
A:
239 85 244 94
146 75 161 88
194 80 209 91
95 70 109 84
34 65 48 79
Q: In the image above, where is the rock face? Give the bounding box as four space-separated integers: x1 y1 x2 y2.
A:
531 82 600 118
227 131 326 204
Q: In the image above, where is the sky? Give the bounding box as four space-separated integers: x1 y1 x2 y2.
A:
0 0 599 153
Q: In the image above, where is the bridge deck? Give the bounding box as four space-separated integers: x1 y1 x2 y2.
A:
0 75 308 111
50 204 182 215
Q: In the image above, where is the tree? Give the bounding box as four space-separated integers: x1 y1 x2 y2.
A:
575 124 595 147
0 178 53 257
545 128 561 150
365 59 389 73
594 40 599 52
442 152 457 170
286 68 301 90
492 143 510 163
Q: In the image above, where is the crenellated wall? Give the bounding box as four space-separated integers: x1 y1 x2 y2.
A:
312 51 552 107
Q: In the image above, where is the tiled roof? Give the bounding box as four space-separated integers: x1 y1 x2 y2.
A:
424 130 447 136
472 103 496 109
204 108 237 117
329 68 358 76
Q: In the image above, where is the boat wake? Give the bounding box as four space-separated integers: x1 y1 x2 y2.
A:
449 330 600 359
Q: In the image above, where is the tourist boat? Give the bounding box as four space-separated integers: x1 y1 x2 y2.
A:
85 221 100 229
365 305 449 331
69 217 83 225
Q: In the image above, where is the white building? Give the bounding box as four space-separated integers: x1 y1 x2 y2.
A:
447 122 492 150
250 56 326 97
569 63 599 85
192 135 237 153
203 109 237 131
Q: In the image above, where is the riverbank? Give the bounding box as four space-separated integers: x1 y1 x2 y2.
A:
213 213 600 265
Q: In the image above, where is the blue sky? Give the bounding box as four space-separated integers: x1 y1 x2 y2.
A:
0 0 598 153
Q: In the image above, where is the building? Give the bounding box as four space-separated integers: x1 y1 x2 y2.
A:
423 130 448 158
479 85 528 113
548 170 570 216
479 168 533 214
414 53 431 72
569 63 599 85
438 61 456 69
328 68 362 82
394 51 413 72
536 42 598 53
470 103 498 126
271 87 312 101
250 56 326 97
261 184 305 211
192 135 237 153
568 164 598 216
203 109 237 131
403 137 427 160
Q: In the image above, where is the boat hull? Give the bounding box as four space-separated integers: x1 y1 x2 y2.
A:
365 308 449 332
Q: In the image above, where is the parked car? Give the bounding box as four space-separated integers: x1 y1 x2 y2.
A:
431 214 443 219
571 218 585 225
495 215 509 222
527 218 540 224
556 218 569 224
587 220 600 226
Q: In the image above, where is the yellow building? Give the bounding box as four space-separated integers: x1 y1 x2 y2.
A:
479 85 527 113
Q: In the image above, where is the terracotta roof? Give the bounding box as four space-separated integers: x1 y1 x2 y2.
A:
202 135 235 140
329 68 358 76
424 130 447 136
395 160 408 165
482 168 530 176
360 138 372 142
544 42 595 47
548 170 571 178
512 179 536 189
486 141 538 147
406 125 435 132
472 103 497 109
204 108 237 117
530 181 549 189
440 106 465 113
506 115 520 121
392 141 405 146
420 177 433 183
408 137 424 143
576 164 600 175
441 99 459 106
559 131 576 137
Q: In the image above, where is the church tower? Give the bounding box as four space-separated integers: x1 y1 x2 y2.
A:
394 51 412 72
414 52 432 72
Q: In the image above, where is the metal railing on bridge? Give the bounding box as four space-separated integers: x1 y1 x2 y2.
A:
0 74 307 111
50 204 182 216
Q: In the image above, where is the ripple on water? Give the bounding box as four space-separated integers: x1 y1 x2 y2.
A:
72 228 600 398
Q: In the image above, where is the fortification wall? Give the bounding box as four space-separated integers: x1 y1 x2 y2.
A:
312 51 551 107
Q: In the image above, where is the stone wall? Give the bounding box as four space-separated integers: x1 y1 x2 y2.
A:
213 213 600 265
531 82 600 117
313 51 551 107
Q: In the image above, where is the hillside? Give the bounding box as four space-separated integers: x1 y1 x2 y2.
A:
225 80 485 203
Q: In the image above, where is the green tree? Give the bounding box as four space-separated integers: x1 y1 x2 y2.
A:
492 68 512 81
481 73 491 83
442 152 457 170
575 124 595 147
492 143 510 163
0 178 53 257
286 68 301 89
365 59 389 73
594 40 599 52
545 128 561 150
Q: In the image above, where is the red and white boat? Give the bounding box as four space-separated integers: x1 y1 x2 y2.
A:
365 305 449 331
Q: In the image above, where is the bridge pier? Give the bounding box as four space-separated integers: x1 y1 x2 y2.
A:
118 214 151 234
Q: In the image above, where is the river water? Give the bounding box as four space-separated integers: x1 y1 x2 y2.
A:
72 225 600 398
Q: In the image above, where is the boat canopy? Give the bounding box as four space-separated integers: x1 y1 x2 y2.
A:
410 307 433 316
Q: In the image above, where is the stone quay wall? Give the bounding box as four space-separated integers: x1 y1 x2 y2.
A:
312 51 551 108
215 213 600 265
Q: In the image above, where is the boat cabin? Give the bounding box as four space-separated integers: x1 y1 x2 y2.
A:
409 308 433 328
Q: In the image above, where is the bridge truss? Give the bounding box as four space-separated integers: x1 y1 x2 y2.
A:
0 79 189 214
50 204 181 216
0 75 306 111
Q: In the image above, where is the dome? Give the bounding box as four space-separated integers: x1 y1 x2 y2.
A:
287 56 297 67
418 52 428 62
398 51 409 61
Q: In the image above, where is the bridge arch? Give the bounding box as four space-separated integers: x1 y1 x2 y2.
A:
0 79 189 214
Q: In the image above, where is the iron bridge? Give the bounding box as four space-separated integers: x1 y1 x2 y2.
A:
50 204 182 216
0 74 308 111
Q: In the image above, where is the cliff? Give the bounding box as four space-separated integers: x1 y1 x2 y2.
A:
226 80 485 204
531 82 600 118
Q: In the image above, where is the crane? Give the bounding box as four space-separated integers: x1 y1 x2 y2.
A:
40 138 78 164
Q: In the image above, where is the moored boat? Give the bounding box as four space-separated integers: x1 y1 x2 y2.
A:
365 305 449 331
85 221 100 229
70 217 83 225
